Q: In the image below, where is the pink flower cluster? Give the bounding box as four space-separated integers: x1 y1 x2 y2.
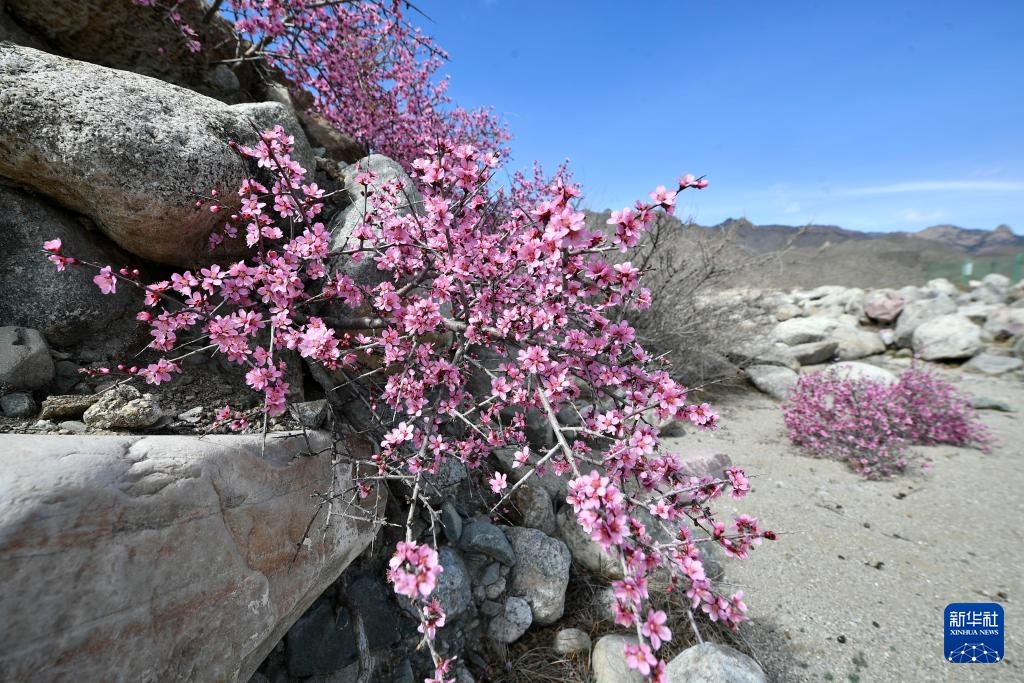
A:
134 0 509 169
783 364 990 478
44 132 769 681
388 540 443 599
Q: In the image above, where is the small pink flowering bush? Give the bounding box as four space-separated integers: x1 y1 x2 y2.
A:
783 365 990 479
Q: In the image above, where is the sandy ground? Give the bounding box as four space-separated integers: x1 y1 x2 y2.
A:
662 363 1024 682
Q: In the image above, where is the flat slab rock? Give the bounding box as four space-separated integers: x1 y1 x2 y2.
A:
0 431 384 682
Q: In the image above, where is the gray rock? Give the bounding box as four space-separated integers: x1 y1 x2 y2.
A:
329 154 422 286
969 281 1006 304
0 327 54 390
774 303 803 321
592 634 644 683
771 316 838 345
0 44 313 266
289 399 328 428
83 384 162 430
0 184 142 346
894 296 958 347
829 326 886 360
958 301 998 324
480 600 503 617
441 500 463 543
924 278 959 296
970 396 1014 412
0 431 384 682
911 315 982 361
3 0 264 101
460 519 516 566
745 365 798 400
433 548 473 620
480 561 502 586
556 504 620 578
963 353 1023 375
58 420 87 433
207 64 240 96
819 361 898 385
492 446 568 502
285 602 357 677
982 307 1024 341
39 393 100 420
664 642 766 683
1 392 36 418
421 457 468 505
504 527 571 625
486 596 532 643
787 340 838 365
176 406 204 423
553 628 592 655
342 574 400 650
484 576 507 600
511 482 557 536
982 272 1012 291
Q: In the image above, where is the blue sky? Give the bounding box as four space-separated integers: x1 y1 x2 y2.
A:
422 0 1023 232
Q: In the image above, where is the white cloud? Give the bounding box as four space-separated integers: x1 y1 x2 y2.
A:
783 201 801 214
840 180 1024 196
900 208 946 222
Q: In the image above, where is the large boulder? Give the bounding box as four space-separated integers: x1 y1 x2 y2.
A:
504 527 571 625
893 295 958 347
0 184 139 346
912 315 982 361
0 432 384 682
665 642 766 683
0 44 313 266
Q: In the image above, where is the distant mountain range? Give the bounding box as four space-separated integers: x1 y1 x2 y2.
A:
709 218 1023 256
585 210 1021 288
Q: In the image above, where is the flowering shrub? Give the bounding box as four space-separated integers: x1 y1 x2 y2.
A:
131 0 509 168
783 365 990 479
43 125 774 680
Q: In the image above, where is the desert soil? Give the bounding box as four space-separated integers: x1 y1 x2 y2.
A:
663 361 1023 682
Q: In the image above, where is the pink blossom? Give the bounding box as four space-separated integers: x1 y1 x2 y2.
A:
489 472 508 494
641 609 672 650
93 266 118 295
